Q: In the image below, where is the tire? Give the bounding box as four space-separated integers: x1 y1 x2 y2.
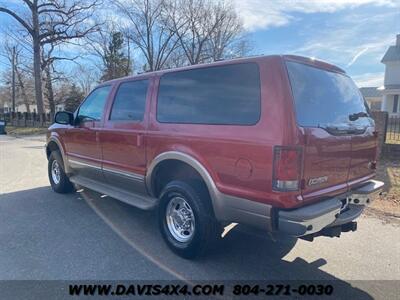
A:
48 151 74 193
158 180 220 259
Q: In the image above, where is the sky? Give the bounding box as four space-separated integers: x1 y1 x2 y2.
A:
234 0 400 87
0 0 399 88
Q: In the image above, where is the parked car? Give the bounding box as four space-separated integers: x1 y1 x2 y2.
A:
46 55 384 258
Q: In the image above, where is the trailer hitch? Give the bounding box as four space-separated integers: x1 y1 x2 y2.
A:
300 222 357 242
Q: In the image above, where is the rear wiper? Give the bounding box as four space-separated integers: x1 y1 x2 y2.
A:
318 124 364 135
349 112 368 121
318 124 343 134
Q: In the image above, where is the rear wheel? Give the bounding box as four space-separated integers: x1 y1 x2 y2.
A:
48 151 74 193
158 180 220 259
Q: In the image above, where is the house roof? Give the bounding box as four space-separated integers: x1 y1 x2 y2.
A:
380 84 400 91
382 45 400 62
359 87 382 98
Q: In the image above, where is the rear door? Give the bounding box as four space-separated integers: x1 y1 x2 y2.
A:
285 60 375 201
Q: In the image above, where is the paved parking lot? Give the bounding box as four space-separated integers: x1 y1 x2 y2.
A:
0 135 399 299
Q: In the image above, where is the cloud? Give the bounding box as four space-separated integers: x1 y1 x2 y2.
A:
347 47 370 67
233 0 399 31
352 72 384 87
287 13 398 70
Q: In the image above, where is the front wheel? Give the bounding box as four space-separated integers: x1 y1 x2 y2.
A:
48 151 74 193
158 180 220 259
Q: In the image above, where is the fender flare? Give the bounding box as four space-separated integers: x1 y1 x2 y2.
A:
46 136 70 173
146 151 221 214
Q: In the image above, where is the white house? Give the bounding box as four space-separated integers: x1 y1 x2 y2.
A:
381 34 400 116
3 103 38 113
1 102 64 114
360 87 383 110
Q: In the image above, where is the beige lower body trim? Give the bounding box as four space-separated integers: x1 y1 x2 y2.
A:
213 192 273 231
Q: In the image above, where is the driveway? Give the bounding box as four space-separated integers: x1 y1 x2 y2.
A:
0 134 399 299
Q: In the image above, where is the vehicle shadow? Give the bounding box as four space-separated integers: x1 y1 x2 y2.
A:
81 189 376 299
0 186 377 299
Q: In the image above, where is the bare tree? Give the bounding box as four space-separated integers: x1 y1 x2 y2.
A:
164 0 218 65
72 64 99 95
163 46 188 68
165 0 249 65
15 50 33 112
41 42 80 114
0 0 100 115
1 42 34 112
207 2 249 61
114 0 180 71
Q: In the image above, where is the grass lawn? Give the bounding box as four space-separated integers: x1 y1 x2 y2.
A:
5 126 48 136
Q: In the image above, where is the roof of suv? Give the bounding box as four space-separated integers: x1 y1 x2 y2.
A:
100 54 346 86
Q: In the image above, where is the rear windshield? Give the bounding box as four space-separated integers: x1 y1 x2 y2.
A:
286 61 373 130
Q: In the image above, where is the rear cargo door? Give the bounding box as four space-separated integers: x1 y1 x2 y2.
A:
302 128 351 200
348 127 376 185
286 60 375 201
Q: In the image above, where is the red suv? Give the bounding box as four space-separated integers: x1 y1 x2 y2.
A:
46 55 384 258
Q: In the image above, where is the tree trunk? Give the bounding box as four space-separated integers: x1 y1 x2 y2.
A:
45 66 55 115
32 4 44 115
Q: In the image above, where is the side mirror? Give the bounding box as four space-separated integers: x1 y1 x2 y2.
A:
54 111 74 125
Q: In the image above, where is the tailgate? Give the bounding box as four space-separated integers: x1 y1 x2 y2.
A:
301 127 377 202
348 127 377 185
302 128 351 201
285 59 376 203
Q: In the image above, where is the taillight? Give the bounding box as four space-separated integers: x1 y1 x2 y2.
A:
273 146 302 191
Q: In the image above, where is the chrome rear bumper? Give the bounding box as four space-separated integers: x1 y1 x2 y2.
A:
278 180 384 237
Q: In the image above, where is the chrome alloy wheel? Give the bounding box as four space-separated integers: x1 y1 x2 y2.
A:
51 159 61 185
166 196 196 243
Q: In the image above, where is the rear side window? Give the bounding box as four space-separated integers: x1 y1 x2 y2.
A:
286 61 372 129
157 63 261 125
110 80 148 121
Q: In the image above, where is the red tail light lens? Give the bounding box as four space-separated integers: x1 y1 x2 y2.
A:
273 146 302 191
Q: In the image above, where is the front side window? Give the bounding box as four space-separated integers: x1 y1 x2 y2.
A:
78 86 111 122
157 63 261 125
110 80 148 121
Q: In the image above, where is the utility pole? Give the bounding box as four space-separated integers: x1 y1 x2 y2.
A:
11 46 16 112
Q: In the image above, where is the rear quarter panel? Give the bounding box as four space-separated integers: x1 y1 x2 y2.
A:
146 57 299 208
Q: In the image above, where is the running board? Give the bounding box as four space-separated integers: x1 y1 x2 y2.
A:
69 175 158 210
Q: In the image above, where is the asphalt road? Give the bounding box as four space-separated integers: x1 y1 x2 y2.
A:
0 134 399 299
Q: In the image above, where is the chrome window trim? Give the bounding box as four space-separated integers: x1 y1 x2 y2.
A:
68 159 102 170
68 158 144 181
102 166 145 181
